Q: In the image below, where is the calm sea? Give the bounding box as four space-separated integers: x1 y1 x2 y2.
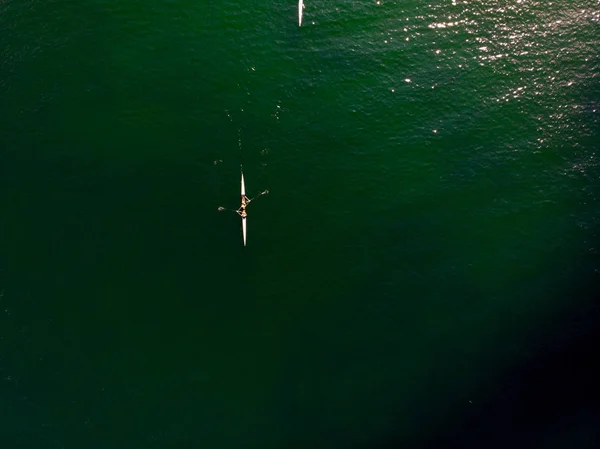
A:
1 1 599 448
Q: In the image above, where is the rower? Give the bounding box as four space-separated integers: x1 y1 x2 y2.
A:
217 170 267 246
236 195 248 217
218 190 268 215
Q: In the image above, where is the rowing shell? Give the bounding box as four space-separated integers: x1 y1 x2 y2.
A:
299 0 303 26
241 172 247 246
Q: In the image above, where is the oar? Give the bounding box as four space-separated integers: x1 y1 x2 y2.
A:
246 190 269 203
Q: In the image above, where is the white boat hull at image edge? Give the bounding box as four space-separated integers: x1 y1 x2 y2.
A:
241 173 247 246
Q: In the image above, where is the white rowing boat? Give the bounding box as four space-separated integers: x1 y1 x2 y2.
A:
218 169 268 247
241 172 247 246
299 0 303 26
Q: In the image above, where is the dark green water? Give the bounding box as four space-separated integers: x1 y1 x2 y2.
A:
1 1 599 448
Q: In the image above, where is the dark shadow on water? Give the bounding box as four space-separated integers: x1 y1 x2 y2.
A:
350 274 600 449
